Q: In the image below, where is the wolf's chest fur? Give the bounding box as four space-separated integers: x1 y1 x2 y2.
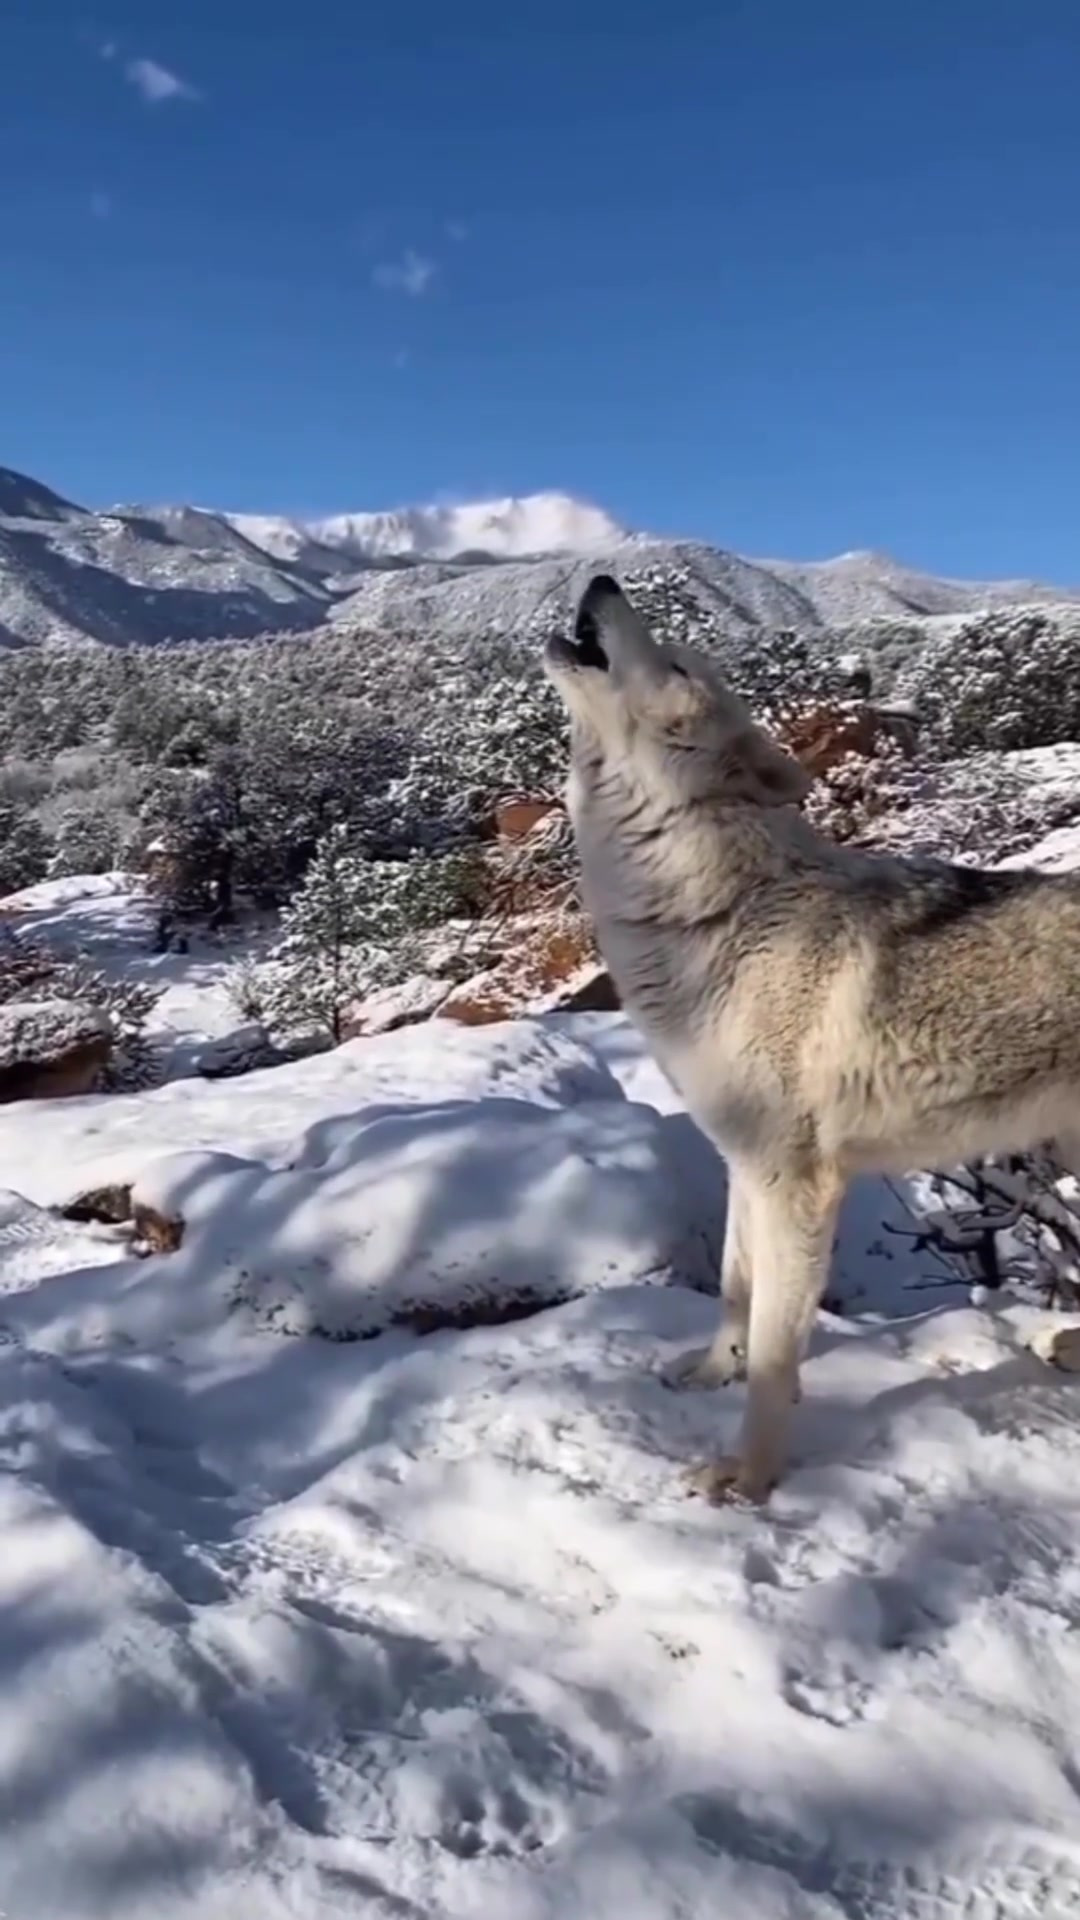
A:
567 768 814 1133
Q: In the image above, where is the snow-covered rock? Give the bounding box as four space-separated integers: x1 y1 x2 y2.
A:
120 1095 724 1341
193 1023 279 1080
343 973 453 1035
0 1017 627 1206
0 999 111 1101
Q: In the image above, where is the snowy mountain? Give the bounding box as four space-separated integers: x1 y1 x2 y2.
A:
325 537 1080 645
0 467 84 523
760 547 1072 626
227 491 629 566
1 459 1078 651
0 468 331 650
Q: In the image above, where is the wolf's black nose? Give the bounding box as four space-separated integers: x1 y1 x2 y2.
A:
583 574 621 602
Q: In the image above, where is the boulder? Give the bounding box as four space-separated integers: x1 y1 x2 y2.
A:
777 700 918 780
1029 1323 1080 1372
133 1197 185 1255
58 1175 182 1256
436 967 512 1026
120 1102 725 1341
438 920 618 1025
342 974 453 1038
61 1181 133 1225
553 964 619 1013
0 1000 112 1103
195 1023 280 1080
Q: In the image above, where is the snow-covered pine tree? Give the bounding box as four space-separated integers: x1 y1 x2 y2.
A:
901 607 1080 756
0 800 52 897
47 801 125 878
259 826 477 1043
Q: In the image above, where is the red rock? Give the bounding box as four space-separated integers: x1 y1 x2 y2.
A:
133 1200 185 1255
494 797 560 841
437 918 617 1024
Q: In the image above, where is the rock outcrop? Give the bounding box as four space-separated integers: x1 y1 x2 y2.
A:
0 1000 112 1103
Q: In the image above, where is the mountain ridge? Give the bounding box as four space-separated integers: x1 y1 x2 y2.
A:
1 461 1076 651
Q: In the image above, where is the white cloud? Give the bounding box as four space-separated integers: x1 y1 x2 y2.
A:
373 249 436 297
125 57 200 104
100 40 118 61
445 219 469 243
90 190 112 220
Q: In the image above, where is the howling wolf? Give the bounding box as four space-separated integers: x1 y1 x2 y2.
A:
544 574 1080 1502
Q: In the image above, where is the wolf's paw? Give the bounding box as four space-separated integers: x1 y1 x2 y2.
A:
684 1457 776 1507
661 1343 745 1392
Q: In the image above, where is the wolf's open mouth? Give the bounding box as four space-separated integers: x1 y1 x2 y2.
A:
570 605 610 671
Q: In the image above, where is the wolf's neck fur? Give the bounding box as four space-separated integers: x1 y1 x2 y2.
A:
567 742 827 933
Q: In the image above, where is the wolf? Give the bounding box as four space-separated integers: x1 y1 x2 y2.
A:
544 574 1080 1503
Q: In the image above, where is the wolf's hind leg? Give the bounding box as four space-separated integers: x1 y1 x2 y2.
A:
663 1169 753 1390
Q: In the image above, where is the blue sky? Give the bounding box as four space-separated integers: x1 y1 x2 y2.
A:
2 1 1079 577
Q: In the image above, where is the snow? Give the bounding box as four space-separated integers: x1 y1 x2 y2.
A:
232 493 629 565
0 1016 625 1208
0 1190 127 1288
2 873 270 1079
1002 814 1080 873
4 916 1080 1913
95 1095 725 1345
996 744 1080 825
350 973 452 1032
313 492 627 561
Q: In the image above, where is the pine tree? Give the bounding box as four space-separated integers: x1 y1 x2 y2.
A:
902 608 1080 757
259 827 474 1043
48 801 124 878
0 800 52 897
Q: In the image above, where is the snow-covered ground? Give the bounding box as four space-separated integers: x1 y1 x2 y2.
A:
2 872 266 1078
5 868 1080 1916
3 988 1080 1914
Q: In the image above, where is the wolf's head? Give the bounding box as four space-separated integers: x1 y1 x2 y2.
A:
544 575 809 808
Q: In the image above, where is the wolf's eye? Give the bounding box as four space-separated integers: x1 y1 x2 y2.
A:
670 663 689 679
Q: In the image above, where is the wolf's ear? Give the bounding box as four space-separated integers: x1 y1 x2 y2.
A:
729 728 811 808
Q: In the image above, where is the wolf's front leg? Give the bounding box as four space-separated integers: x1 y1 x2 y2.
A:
688 1164 840 1504
663 1170 752 1390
